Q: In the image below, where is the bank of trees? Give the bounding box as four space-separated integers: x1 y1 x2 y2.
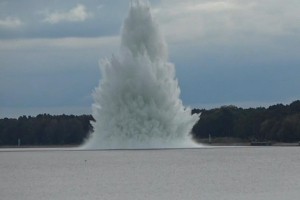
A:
192 100 300 142
0 114 93 146
1 100 300 146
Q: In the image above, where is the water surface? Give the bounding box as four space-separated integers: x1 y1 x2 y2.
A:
1 147 299 200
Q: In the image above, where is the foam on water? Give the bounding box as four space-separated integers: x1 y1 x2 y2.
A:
83 0 200 149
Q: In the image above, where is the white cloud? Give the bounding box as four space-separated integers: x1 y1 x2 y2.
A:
186 1 250 12
43 4 92 24
0 17 23 29
0 36 119 50
153 1 250 16
153 0 300 44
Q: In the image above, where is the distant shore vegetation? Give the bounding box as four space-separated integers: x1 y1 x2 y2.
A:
192 100 300 144
1 100 300 147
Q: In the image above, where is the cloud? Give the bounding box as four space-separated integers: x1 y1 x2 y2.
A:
154 1 250 16
153 0 300 44
43 4 92 24
0 36 119 51
185 1 253 12
0 17 23 29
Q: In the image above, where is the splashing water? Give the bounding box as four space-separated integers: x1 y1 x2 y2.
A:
83 1 200 149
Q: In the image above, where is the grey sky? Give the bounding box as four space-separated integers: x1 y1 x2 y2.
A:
1 0 300 118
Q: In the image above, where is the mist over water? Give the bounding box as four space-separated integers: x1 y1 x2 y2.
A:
83 1 200 149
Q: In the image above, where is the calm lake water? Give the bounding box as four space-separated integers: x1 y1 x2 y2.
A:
1 147 299 200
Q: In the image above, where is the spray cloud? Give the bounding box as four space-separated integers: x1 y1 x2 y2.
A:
84 0 200 149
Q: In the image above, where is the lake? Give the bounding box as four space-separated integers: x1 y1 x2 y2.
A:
0 147 299 200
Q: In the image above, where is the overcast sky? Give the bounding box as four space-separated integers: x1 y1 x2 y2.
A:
1 0 300 118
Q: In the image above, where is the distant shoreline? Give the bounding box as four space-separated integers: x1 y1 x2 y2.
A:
197 137 300 146
1 142 299 149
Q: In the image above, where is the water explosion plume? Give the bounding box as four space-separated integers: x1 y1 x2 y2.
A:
84 0 200 149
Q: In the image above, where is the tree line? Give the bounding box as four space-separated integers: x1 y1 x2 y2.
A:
0 114 93 146
192 100 300 142
0 100 300 146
